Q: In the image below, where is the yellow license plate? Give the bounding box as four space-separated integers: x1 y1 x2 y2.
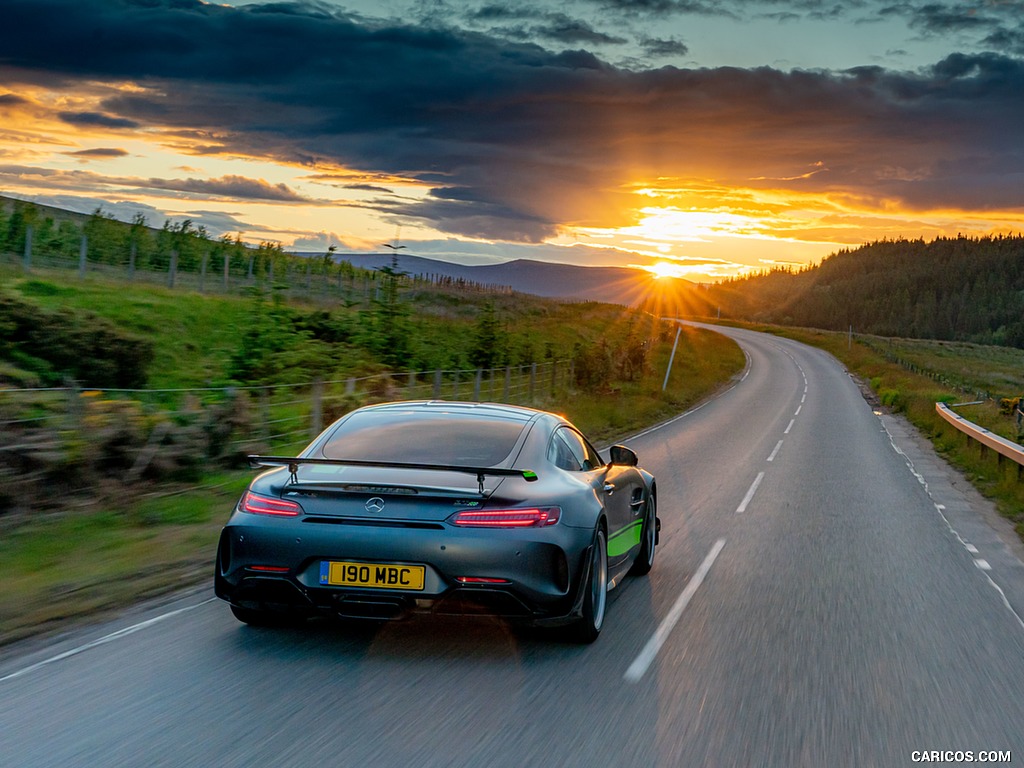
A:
320 561 425 590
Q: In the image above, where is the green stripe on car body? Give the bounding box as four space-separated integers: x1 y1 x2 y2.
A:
607 520 643 557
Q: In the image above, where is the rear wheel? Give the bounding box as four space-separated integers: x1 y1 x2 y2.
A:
629 495 656 576
567 527 608 644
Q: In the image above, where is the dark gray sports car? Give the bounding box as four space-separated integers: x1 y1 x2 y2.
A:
214 400 659 642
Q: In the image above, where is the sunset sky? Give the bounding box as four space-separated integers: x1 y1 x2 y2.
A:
1 0 1023 282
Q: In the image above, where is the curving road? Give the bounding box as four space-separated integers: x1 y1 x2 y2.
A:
3 325 1024 767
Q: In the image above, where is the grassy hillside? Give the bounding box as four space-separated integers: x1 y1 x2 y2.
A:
704 235 1024 347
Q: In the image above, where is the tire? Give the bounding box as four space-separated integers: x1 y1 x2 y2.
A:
567 527 608 644
629 495 656 577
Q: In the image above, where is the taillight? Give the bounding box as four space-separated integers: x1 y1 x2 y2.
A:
240 491 303 517
449 507 560 528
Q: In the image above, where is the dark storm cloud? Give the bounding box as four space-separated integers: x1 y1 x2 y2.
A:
983 25 1024 56
161 175 319 202
0 163 316 203
58 111 141 129
638 36 689 56
876 1 1024 54
583 0 730 16
468 5 627 46
343 183 396 193
534 14 628 45
3 0 1024 239
64 147 130 159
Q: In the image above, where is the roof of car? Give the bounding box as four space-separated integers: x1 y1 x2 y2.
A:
359 400 551 423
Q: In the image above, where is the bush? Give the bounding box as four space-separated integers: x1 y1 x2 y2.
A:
0 294 154 388
879 388 904 410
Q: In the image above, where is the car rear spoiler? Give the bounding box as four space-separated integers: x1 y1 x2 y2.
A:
249 455 538 495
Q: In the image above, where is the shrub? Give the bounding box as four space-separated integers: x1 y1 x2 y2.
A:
0 294 154 388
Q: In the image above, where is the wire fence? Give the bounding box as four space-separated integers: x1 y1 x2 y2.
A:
1 230 513 302
1 360 573 447
0 362 577 514
858 336 997 403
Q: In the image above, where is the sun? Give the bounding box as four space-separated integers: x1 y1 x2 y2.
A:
646 261 689 279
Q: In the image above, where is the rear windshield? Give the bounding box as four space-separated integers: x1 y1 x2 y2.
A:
320 409 530 467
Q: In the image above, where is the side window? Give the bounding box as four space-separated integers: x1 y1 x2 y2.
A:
551 427 604 472
577 433 605 470
548 431 583 471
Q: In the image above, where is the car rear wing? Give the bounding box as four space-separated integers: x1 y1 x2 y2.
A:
249 455 538 495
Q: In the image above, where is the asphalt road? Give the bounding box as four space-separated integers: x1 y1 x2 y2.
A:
3 325 1024 767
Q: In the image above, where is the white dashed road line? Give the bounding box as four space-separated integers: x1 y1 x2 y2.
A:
736 472 765 514
625 538 726 683
0 599 215 684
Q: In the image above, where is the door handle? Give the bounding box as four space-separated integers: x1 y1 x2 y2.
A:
603 483 615 494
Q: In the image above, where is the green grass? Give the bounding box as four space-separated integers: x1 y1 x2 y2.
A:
567 325 744 443
0 473 251 645
6 271 254 388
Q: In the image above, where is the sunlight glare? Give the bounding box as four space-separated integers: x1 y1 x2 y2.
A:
645 261 690 279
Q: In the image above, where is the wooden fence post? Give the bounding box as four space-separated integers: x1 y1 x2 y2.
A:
168 250 178 288
78 235 88 279
258 388 270 442
23 225 32 271
310 379 323 438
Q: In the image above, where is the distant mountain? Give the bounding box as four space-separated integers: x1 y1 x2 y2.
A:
304 252 694 306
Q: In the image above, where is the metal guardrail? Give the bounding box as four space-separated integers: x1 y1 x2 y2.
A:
935 402 1024 474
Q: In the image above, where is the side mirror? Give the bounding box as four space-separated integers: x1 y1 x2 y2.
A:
608 445 638 467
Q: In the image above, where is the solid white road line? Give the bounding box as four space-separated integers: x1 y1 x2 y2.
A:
0 599 215 684
624 538 726 683
736 472 765 514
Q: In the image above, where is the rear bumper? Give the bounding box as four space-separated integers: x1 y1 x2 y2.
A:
214 513 594 624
